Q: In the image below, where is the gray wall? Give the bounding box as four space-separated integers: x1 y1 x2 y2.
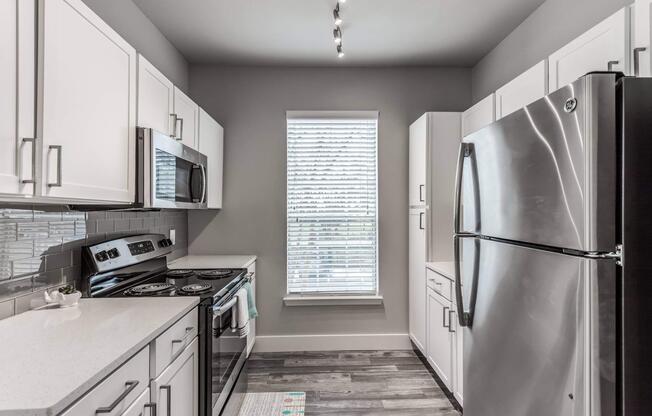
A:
471 0 631 102
187 66 471 337
82 0 190 91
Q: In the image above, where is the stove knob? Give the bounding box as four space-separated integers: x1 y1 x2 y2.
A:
107 248 120 259
95 251 109 262
158 239 167 248
166 238 173 247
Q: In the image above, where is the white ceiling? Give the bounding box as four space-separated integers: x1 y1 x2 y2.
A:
133 0 546 66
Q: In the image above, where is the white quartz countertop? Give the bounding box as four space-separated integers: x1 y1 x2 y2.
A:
0 297 199 416
169 255 257 270
426 261 455 280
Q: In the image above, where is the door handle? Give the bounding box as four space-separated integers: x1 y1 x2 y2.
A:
47 145 62 187
419 184 425 202
448 310 456 333
177 117 184 141
634 47 647 76
95 380 139 413
21 138 36 184
161 385 172 416
442 306 449 328
144 403 157 416
419 212 425 230
607 60 619 71
169 113 178 138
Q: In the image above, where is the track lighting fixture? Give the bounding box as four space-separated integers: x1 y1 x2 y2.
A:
333 27 342 44
333 4 342 26
337 44 344 58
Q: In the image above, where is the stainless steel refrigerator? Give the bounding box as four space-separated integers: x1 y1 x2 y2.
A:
454 73 651 416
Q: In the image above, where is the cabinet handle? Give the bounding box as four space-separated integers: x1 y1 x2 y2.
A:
177 117 184 141
21 138 36 184
95 380 139 413
419 184 425 202
200 164 207 204
419 212 425 230
161 385 172 416
47 145 62 187
169 113 178 138
607 60 619 71
145 403 157 416
634 47 647 77
448 310 456 333
442 306 450 328
171 327 194 346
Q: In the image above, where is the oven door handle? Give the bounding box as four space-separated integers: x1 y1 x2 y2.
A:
213 297 238 317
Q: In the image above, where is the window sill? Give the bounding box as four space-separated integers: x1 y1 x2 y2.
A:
283 295 384 307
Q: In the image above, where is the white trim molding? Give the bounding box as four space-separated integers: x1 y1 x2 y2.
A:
253 333 411 352
283 295 384 306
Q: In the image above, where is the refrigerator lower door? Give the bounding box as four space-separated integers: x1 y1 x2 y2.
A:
460 238 616 416
458 73 618 253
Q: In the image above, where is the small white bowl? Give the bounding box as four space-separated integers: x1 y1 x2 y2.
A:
44 290 82 308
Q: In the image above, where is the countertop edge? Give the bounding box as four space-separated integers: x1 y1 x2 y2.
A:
425 262 455 281
1 298 200 416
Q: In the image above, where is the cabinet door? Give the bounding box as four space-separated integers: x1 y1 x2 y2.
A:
0 0 35 196
138 54 174 135
198 108 224 209
409 209 427 353
427 287 453 389
462 94 495 138
495 60 548 120
122 388 155 416
152 337 199 416
549 8 629 92
451 291 463 405
173 87 199 150
634 0 652 76
40 0 136 203
408 115 427 207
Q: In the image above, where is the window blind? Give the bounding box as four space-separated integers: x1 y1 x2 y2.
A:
287 113 378 295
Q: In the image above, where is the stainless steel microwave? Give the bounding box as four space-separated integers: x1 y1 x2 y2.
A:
137 127 208 209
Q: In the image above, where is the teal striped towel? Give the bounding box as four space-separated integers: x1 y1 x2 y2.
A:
244 281 258 319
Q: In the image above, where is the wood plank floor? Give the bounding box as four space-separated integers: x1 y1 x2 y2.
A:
245 350 461 415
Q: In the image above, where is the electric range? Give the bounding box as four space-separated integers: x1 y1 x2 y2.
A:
81 234 249 416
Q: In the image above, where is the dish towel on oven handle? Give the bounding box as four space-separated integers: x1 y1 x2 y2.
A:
244 281 258 319
233 287 250 338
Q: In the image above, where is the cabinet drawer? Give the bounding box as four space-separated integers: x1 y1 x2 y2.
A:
426 268 452 301
153 308 198 377
61 346 149 416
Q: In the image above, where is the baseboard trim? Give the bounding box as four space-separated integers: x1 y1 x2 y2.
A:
253 333 412 352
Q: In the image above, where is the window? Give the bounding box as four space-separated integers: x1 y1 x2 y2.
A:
286 111 378 296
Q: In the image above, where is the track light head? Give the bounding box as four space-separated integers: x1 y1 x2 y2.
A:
337 44 344 58
338 0 346 3
333 4 342 26
333 28 342 44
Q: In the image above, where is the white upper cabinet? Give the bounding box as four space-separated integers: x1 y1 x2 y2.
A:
173 87 199 150
634 0 652 76
495 60 548 120
0 0 35 197
409 115 428 207
198 108 224 209
548 8 630 92
138 54 174 135
462 94 495 138
40 0 137 203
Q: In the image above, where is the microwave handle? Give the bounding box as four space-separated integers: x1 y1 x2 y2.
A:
200 163 207 204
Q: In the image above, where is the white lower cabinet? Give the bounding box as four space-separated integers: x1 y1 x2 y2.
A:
452 292 464 405
427 287 454 390
151 337 199 416
60 346 150 415
122 388 155 416
409 210 427 353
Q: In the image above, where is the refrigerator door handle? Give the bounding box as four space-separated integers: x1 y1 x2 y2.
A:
454 142 480 235
454 235 480 327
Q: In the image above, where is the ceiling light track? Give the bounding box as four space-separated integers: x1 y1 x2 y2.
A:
332 2 346 58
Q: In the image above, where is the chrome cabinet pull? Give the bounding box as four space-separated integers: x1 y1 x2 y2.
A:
419 212 425 230
21 138 36 184
95 380 139 413
448 310 456 333
171 326 194 360
177 117 184 141
47 145 62 187
607 60 619 71
161 385 172 416
169 114 178 138
145 402 157 416
419 184 425 202
634 47 647 76
442 306 449 328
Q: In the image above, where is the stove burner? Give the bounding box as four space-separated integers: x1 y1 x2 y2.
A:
167 269 194 278
180 283 212 295
127 283 174 296
197 270 232 280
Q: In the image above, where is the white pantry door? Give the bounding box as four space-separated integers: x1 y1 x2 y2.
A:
40 0 136 203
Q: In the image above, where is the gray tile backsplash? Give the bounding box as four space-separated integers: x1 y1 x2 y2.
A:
0 208 188 319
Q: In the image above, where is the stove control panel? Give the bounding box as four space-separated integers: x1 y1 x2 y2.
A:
83 234 174 274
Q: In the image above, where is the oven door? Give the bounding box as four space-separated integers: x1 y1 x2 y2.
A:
211 296 248 415
143 128 208 209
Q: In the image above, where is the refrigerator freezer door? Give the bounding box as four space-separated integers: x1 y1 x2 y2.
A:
460 237 616 416
459 73 618 252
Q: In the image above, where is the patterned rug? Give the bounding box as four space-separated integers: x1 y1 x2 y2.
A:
239 392 306 416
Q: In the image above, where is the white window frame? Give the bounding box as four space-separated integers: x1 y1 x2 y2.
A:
284 110 382 306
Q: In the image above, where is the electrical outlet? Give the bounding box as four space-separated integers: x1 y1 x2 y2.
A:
170 228 176 245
